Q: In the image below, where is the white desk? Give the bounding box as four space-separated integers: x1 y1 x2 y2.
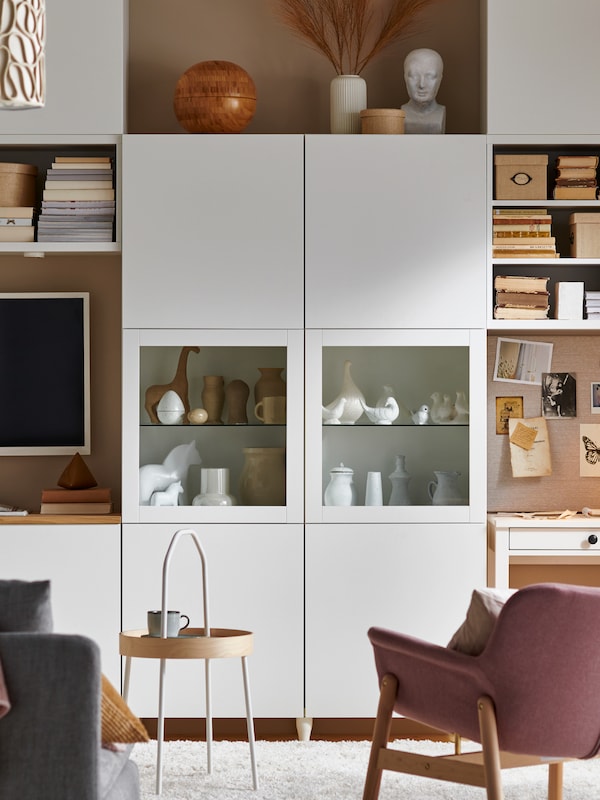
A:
487 514 600 588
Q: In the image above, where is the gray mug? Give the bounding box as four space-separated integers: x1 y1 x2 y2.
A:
147 609 190 637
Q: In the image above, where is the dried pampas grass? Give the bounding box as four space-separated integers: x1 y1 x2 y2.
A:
273 0 439 75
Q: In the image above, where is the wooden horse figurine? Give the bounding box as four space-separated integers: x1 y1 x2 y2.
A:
145 346 200 424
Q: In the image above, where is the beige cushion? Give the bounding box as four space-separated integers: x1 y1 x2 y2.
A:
101 674 149 744
447 587 516 655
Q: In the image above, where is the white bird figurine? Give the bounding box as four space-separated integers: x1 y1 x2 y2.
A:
322 397 347 425
411 404 431 425
436 393 455 424
452 391 470 424
361 396 400 425
429 392 443 424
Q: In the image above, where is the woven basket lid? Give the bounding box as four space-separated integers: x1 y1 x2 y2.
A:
0 162 37 175
360 108 405 118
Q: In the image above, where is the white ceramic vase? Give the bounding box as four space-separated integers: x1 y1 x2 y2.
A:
192 467 236 506
324 360 365 425
330 74 367 134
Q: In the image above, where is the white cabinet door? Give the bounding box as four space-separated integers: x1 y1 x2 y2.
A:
122 135 304 330
122 523 304 718
485 0 600 135
305 523 486 717
305 135 487 330
0 523 121 684
0 0 125 135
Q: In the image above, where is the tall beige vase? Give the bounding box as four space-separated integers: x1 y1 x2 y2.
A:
201 375 225 424
254 367 286 405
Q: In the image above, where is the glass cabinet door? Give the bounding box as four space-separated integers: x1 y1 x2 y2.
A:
122 329 304 524
305 329 486 524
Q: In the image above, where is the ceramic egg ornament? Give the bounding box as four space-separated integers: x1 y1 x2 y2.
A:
156 390 185 424
188 407 209 424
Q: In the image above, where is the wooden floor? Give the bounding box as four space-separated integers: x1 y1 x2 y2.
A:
141 717 450 742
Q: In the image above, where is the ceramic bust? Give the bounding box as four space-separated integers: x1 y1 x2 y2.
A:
401 48 445 134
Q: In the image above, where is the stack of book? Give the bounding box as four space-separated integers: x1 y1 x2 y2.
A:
553 154 599 200
585 290 600 320
40 486 113 515
492 208 558 258
494 274 550 320
0 205 35 242
37 156 115 243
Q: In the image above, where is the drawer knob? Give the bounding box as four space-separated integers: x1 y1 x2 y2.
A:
588 534 598 545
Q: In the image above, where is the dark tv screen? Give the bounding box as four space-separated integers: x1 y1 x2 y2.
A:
0 293 90 454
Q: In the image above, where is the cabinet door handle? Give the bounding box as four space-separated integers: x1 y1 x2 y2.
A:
588 534 598 545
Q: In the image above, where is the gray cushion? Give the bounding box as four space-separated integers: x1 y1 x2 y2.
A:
0 579 53 632
99 744 140 800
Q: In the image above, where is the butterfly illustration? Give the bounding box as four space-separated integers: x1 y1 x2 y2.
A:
583 435 600 465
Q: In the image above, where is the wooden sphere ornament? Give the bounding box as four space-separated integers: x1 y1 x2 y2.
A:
173 60 257 133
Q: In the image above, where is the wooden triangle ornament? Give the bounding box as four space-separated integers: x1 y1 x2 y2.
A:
57 452 98 489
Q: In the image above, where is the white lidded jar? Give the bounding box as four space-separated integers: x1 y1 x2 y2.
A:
324 463 357 506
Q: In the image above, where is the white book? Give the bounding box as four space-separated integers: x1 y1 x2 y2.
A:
555 281 584 320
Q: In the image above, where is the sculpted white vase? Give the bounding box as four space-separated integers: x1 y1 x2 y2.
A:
330 74 367 134
324 360 365 425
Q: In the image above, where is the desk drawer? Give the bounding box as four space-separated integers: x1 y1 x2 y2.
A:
509 528 600 551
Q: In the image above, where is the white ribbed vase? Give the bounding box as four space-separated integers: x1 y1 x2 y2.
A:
0 0 45 108
330 74 367 134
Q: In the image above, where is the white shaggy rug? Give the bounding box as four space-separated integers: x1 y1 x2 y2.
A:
132 738 600 799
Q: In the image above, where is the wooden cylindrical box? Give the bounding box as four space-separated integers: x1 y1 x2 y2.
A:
0 163 37 206
360 108 405 135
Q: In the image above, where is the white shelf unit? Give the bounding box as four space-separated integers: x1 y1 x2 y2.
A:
484 0 600 136
487 136 600 331
0 135 121 254
305 328 487 524
121 328 304 524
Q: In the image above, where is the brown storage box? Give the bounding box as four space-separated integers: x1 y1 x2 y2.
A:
569 212 600 258
360 108 405 134
494 154 548 200
0 162 37 207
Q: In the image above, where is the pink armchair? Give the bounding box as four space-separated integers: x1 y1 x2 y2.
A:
363 582 600 800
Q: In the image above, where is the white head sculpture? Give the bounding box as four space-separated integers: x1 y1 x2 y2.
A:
401 48 445 134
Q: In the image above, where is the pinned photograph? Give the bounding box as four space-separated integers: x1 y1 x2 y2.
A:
493 338 553 385
542 373 576 418
580 424 600 476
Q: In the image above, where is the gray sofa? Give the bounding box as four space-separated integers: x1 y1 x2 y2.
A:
0 631 140 800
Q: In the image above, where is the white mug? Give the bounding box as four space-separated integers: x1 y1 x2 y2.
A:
147 609 190 637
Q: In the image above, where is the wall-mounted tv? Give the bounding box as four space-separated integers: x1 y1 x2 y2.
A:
0 292 90 455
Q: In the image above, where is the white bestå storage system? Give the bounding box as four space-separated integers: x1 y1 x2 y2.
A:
4 0 600 727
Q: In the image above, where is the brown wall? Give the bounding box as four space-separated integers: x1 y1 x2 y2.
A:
0 256 122 513
127 0 481 135
487 334 600 514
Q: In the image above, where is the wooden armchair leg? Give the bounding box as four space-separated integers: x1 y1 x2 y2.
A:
362 673 398 800
548 761 563 800
477 695 504 800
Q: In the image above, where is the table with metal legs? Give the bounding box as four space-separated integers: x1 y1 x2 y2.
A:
119 529 258 795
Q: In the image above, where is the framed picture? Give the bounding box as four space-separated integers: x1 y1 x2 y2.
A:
495 396 523 434
493 338 553 385
542 373 576 418
591 383 600 414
